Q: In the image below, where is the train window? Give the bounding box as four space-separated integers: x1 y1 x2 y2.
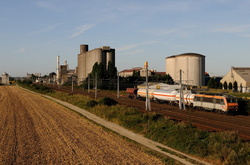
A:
216 99 221 103
220 99 225 105
195 97 201 101
203 97 213 103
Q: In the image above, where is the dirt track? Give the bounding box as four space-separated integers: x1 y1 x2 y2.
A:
0 86 164 165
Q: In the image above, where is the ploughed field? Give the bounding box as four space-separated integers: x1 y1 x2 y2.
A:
53 86 250 140
0 86 164 164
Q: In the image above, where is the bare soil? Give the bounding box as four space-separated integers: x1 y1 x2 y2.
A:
0 86 164 165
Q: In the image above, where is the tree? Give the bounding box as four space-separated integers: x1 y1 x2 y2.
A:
233 81 238 91
91 62 105 79
132 70 140 77
165 74 174 84
107 61 117 79
214 80 219 89
207 78 215 88
223 81 228 90
91 62 99 78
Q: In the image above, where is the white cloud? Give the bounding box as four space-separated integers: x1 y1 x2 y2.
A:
119 49 145 55
69 24 94 38
117 44 140 51
213 25 250 33
14 48 26 53
241 33 250 37
117 41 157 52
31 23 64 35
142 29 177 36
35 1 54 10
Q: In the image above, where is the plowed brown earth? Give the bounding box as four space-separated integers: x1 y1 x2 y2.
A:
0 86 164 165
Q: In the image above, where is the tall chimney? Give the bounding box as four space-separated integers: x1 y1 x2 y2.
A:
57 56 60 83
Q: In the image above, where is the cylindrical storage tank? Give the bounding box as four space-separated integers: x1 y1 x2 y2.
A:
174 53 205 86
85 48 103 76
106 49 115 69
153 89 178 102
137 88 155 99
106 51 111 71
184 93 195 105
166 56 176 81
80 44 88 53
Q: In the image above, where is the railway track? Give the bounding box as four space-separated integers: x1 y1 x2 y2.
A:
50 86 250 140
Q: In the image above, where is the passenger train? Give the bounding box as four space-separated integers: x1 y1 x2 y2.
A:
126 88 238 113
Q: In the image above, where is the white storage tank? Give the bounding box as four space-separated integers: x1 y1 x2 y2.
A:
137 88 155 99
166 53 205 86
153 89 178 102
165 56 176 79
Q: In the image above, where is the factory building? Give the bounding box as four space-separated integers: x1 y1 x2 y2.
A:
166 53 205 86
56 56 76 85
77 44 115 84
220 67 250 93
2 72 10 85
119 67 153 77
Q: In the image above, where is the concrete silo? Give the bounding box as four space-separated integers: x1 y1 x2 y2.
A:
77 44 116 84
85 48 103 76
106 48 115 69
165 55 176 80
2 72 9 85
166 53 205 86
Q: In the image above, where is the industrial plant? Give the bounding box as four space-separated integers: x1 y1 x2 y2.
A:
3 42 250 94
56 56 76 85
77 44 115 84
165 53 206 87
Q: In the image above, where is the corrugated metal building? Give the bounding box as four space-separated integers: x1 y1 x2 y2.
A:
77 44 115 84
166 53 205 86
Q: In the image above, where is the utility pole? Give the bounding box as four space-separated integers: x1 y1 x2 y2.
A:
95 72 97 99
117 71 120 98
145 62 151 111
88 77 90 93
179 69 186 110
71 76 74 93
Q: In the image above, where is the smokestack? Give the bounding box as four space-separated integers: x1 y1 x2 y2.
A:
57 56 60 83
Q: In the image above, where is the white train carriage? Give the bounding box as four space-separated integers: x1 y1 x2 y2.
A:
153 89 178 104
137 88 155 99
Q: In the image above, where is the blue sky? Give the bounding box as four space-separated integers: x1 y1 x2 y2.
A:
1 0 250 77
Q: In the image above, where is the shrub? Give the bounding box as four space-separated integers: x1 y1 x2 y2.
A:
98 97 118 106
86 100 98 107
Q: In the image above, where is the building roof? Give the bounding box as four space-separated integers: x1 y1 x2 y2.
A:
166 52 205 59
120 67 143 73
233 67 250 82
154 72 166 75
